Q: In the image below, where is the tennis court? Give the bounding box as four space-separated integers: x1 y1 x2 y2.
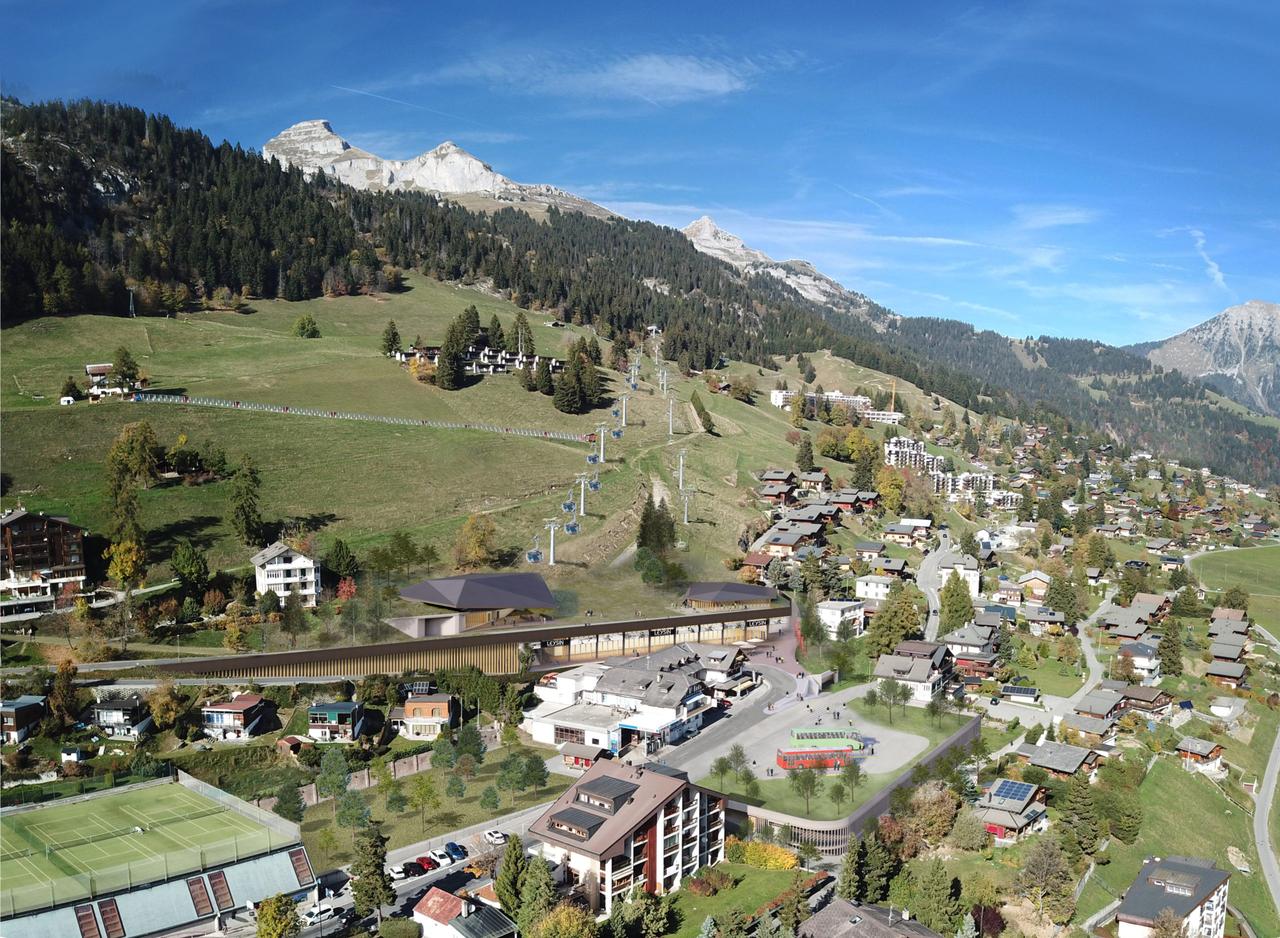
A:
1 782 272 903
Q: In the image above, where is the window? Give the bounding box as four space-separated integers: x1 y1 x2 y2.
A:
555 726 585 745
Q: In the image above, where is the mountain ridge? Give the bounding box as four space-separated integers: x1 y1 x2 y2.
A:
1129 300 1280 417
263 119 613 219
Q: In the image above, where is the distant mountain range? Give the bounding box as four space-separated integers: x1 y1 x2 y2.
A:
263 120 612 218
1129 300 1280 417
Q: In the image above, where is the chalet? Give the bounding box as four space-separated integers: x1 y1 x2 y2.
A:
1116 640 1161 684
1211 607 1247 627
251 541 321 609
855 575 894 602
1176 737 1225 775
0 695 46 744
389 693 457 740
202 693 270 741
1131 592 1172 620
1206 660 1246 688
881 523 917 548
869 556 909 579
973 778 1049 844
1075 688 1124 721
1025 606 1066 637
994 579 1024 606
682 582 777 610
1115 857 1229 938
1086 567 1106 587
796 470 831 493
852 540 886 562
942 623 995 656
762 528 805 558
1102 609 1150 643
760 469 797 485
1094 524 1120 538
1160 555 1185 572
1209 634 1247 663
1017 570 1052 603
307 701 366 743
1146 537 1174 555
92 694 152 739
1110 683 1175 719
1207 618 1248 639
1061 713 1118 746
83 362 114 386
1015 739 1099 781
873 652 946 701
741 551 773 577
951 649 998 680
758 482 796 505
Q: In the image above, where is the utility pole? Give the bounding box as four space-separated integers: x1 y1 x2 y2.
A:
576 473 589 517
682 491 691 525
619 393 629 426
595 424 609 463
667 392 675 439
544 520 561 566
678 449 687 492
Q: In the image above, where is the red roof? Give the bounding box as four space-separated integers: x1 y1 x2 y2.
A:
742 551 772 567
414 887 463 924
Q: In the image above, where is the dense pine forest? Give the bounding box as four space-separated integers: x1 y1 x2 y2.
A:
3 98 1278 485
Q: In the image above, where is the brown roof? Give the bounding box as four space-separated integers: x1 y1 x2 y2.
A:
204 693 264 713
1212 607 1246 621
414 887 464 925
532 761 690 862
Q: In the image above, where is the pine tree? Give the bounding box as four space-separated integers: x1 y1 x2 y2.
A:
796 436 815 471
228 457 263 546
325 539 359 578
489 315 507 351
554 357 585 414
939 571 973 632
380 320 401 355
914 858 961 933
513 311 535 356
437 317 467 390
862 831 897 902
536 358 554 395
1045 576 1080 625
1158 621 1184 676
1061 770 1100 854
350 821 395 922
837 836 865 901
495 834 526 916
461 304 482 345
517 856 557 936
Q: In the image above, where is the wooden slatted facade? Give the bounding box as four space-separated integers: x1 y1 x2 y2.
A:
153 606 789 680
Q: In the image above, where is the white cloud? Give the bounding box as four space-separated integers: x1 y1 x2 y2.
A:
1188 228 1229 293
1012 203 1102 230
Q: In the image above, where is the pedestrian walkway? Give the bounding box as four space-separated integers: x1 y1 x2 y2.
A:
132 392 590 443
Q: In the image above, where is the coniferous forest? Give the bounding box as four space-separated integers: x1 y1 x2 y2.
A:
3 98 1278 484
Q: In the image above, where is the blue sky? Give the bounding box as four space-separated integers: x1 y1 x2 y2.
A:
4 0 1277 343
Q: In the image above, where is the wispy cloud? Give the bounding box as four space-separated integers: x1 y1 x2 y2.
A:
1160 226 1232 294
878 185 953 198
1012 203 1102 230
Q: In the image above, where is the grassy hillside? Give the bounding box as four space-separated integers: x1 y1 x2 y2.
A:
0 272 978 621
1192 546 1280 635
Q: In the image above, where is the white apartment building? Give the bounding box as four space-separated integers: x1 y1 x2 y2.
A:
768 388 873 412
883 437 943 472
1115 857 1228 938
931 470 995 501
251 541 321 607
855 575 894 602
938 555 981 598
817 600 866 640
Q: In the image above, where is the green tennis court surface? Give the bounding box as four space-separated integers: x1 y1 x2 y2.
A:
1 782 270 898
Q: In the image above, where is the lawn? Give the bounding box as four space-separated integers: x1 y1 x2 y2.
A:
696 701 971 820
300 744 570 869
1009 635 1086 698
668 862 798 938
1192 545 1280 634
1073 759 1280 938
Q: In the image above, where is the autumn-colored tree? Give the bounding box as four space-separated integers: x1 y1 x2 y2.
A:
453 515 498 569
874 465 906 514
337 577 357 602
147 679 185 731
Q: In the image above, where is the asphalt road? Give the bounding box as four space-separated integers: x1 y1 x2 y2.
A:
918 530 957 641
1249 618 1280 916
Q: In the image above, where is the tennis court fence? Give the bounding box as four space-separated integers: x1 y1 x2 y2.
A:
131 392 591 443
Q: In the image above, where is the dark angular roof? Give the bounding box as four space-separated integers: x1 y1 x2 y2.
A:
399 572 555 611
1118 857 1229 926
451 904 518 938
682 582 777 603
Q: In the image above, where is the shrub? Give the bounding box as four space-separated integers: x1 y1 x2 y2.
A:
723 836 798 870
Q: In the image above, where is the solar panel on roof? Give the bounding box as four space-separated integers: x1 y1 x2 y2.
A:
993 779 1034 802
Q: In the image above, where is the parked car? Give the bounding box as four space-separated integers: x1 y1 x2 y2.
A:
989 697 1000 706
484 830 508 846
445 842 468 862
302 904 340 927
402 861 428 878
415 856 440 871
429 849 453 867
717 699 733 710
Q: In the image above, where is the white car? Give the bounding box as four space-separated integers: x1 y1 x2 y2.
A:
484 829 508 846
429 849 453 867
302 904 340 926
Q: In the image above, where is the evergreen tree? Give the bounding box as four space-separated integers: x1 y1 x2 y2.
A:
350 822 395 923
939 571 973 632
381 320 402 355
488 315 507 351
512 311 535 356
867 590 921 656
461 304 482 345
112 346 140 388
1061 770 1100 854
1158 622 1184 676
862 831 897 902
228 457 263 546
171 539 210 596
495 834 526 916
554 356 585 414
437 317 467 390
796 436 815 471
954 914 979 938
517 856 557 936
587 335 603 365
536 358 554 395
914 858 961 933
837 836 866 901
325 538 359 578
273 783 304 822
